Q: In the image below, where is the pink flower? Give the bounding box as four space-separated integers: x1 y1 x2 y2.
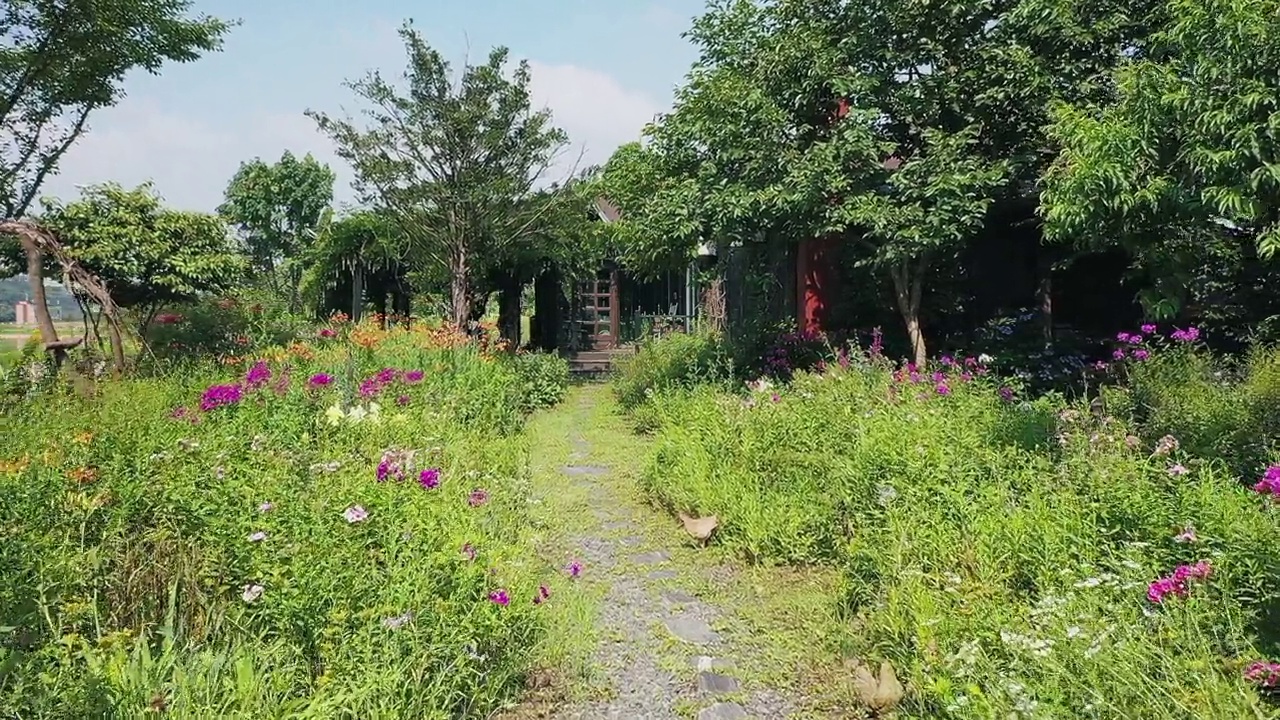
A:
1112 349 1126 361
468 489 489 507
1253 465 1280 496
258 501 275 513
343 505 369 523
1167 463 1188 476
489 589 510 606
1117 332 1132 342
1173 525 1198 543
1133 349 1150 361
935 383 951 396
1141 323 1157 334
318 328 336 338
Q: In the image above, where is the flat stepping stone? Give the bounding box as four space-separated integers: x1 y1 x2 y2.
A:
697 671 740 694
699 702 747 720
662 589 699 604
563 465 609 476
694 656 734 672
632 550 670 564
665 615 718 644
648 569 678 580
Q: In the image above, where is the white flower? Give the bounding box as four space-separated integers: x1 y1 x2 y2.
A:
247 531 266 542
1065 625 1084 639
241 583 264 602
978 353 994 364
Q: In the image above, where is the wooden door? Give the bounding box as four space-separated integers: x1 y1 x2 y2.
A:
581 269 619 349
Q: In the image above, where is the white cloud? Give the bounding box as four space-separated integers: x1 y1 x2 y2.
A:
40 60 660 213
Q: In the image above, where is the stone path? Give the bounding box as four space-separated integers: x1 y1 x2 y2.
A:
514 385 808 720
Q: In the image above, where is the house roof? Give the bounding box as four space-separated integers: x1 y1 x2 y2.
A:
593 196 621 223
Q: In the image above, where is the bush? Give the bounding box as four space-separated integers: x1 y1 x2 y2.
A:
144 290 311 362
628 347 1280 717
509 351 570 413
611 330 732 412
0 333 566 717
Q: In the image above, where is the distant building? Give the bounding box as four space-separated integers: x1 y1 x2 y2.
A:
14 301 35 325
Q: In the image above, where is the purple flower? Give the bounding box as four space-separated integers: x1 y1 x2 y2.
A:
358 378 382 398
1128 334 1144 344
1141 323 1157 334
308 373 334 388
462 543 477 561
566 560 583 578
1253 465 1280 496
396 394 411 406
489 589 510 606
199 383 243 411
533 584 551 605
1133 349 1150 361
1171 326 1201 343
940 355 955 367
1167 463 1189 476
376 367 399 384
468 489 489 507
931 371 945 383
245 360 271 388
997 386 1015 403
935 383 951 396
404 369 424 383
419 468 441 489
343 505 369 523
1116 332 1132 342
1112 349 1126 361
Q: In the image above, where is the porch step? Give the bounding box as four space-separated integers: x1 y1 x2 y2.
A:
563 348 635 376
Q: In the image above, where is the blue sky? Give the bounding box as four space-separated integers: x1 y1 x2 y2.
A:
43 0 702 212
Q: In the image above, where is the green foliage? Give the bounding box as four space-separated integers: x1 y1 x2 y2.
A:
0 0 232 218
611 331 733 414
143 291 311 362
38 183 245 315
509 351 569 414
626 353 1280 717
1042 0 1280 312
0 334 566 716
308 23 568 326
219 151 335 308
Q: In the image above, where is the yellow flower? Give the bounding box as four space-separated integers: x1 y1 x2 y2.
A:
324 404 345 426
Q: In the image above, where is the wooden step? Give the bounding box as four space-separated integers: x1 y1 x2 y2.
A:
563 347 634 375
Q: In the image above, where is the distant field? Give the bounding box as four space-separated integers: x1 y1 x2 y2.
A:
0 322 82 347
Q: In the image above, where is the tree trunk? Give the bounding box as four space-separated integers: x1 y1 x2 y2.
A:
23 242 59 344
449 243 470 329
351 263 363 322
497 270 521 346
890 261 927 367
1037 249 1054 349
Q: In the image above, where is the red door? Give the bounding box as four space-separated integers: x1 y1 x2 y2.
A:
580 269 619 349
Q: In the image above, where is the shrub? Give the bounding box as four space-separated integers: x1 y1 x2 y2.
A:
144 290 310 362
509 351 570 413
612 330 732 412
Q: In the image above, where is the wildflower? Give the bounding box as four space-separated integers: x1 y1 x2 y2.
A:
1112 349 1126 361
318 328 336 338
960 371 973 382
977 353 994 365
1093 360 1108 371
245 360 271 388
1133 349 1150 361
1141 323 1157 334
358 377 382 398
566 559 583 578
1174 525 1198 543
1171 326 1200 343
199 383 243 411
382 611 413 630
908 371 922 384
931 371 945 383
1117 332 1132 342
997 386 1015 402
1253 465 1280 496
489 589 510 606
258 501 275 513
1129 334 1144 344
419 468 441 489
462 543 477 561
940 355 955 367
1244 661 1280 687
533 584 551 604
308 372 334 388
935 382 951 396
1153 435 1180 456
1167 463 1189 476
1147 561 1211 603
169 406 189 420
241 583 264 603
770 393 780 403
468 489 489 507
324 403 345 425
343 505 369 523
404 369 424 383
396 394 410 406
248 531 266 542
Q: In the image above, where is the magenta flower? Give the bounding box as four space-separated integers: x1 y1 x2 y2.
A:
358 378 382 398
935 382 951 396
1129 334 1144 344
318 328 336 338
404 369 424 383
1244 661 1280 687
488 589 510 606
199 383 243 411
419 467 441 489
997 386 1015 403
931 371 945 383
245 360 271 388
1133 349 1150 361
940 355 955 367
770 393 780 403
1253 465 1280 496
960 372 973 382
1148 561 1211 603
908 371 922 384
1117 332 1132 342
1112 349 1126 361
343 505 369 523
396 394 410 406
308 372 334 388
468 489 489 507
566 560 583 578
1141 323 1157 334
375 367 399 383
1167 463 1189 476
1171 326 1200 343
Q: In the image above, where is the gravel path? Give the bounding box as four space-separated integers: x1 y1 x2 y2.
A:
540 388 802 720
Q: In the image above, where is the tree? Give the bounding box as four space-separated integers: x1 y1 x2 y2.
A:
307 21 568 327
39 182 245 330
0 0 232 347
219 150 335 311
1041 0 1280 318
